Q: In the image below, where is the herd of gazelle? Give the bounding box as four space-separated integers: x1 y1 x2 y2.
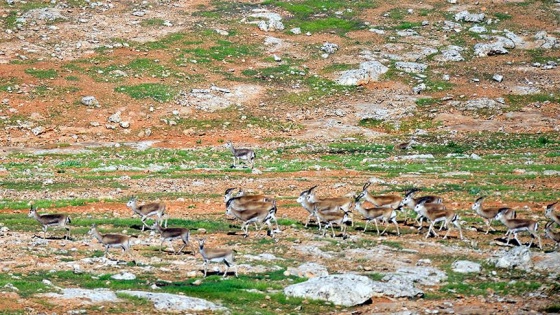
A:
26 184 560 277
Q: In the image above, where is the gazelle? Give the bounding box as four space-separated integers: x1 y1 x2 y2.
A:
223 187 272 204
225 141 255 169
496 208 542 249
88 224 133 259
545 202 560 226
358 182 401 209
226 199 279 237
305 185 355 226
355 196 400 236
314 205 352 238
126 196 167 231
28 205 71 239
544 221 560 250
198 239 237 278
398 189 443 227
296 186 322 228
414 200 464 240
471 197 517 234
153 221 191 254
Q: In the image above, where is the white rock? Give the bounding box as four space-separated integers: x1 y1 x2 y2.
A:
335 61 388 86
81 96 99 107
111 272 136 280
452 260 481 273
286 262 329 278
118 290 227 312
284 274 375 306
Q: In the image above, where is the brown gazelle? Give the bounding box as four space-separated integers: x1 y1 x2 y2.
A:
471 197 516 234
225 141 255 169
226 199 279 237
314 205 352 238
198 239 237 278
545 202 560 226
355 195 400 236
223 187 271 204
296 186 322 228
398 189 443 227
414 200 464 240
88 224 133 259
153 221 191 254
544 221 560 250
305 186 355 226
126 196 167 231
358 182 401 209
496 208 542 249
28 205 71 239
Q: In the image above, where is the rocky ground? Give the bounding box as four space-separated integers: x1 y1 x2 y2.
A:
0 0 559 313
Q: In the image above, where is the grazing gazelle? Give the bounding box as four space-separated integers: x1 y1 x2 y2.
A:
496 208 542 249
355 195 400 236
398 189 443 227
414 200 464 240
358 182 401 209
88 224 133 259
545 202 560 226
544 221 560 250
471 197 516 234
28 205 71 239
126 196 167 231
153 221 191 254
226 198 279 237
225 141 255 169
198 239 237 278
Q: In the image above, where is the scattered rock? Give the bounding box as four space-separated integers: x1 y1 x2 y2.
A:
335 61 389 86
452 260 481 273
111 272 136 280
321 42 338 55
245 9 284 32
492 74 504 82
31 126 46 136
41 288 119 304
81 96 99 107
382 266 447 286
454 11 485 23
436 45 465 62
395 62 427 73
490 246 532 270
108 111 122 123
118 291 227 312
286 262 329 278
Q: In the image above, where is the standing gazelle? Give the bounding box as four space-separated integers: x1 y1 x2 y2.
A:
471 197 516 234
496 209 542 249
545 202 560 226
126 196 167 231
198 239 237 278
358 182 401 209
225 141 255 169
226 198 279 237
414 200 464 240
153 221 191 255
88 224 133 260
28 205 71 239
355 195 400 236
398 189 443 227
544 221 560 250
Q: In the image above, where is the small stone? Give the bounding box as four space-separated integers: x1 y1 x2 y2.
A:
492 74 504 82
81 96 99 107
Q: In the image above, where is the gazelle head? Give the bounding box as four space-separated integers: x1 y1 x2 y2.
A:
413 199 428 213
224 188 237 202
297 186 317 204
546 202 557 215
126 196 137 208
472 196 485 210
197 238 206 250
27 205 37 217
399 189 419 208
88 224 97 235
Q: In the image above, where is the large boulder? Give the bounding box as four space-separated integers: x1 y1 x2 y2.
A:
284 274 375 306
382 266 447 286
490 246 532 270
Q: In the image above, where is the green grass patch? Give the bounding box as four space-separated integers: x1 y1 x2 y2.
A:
493 12 512 20
141 18 166 27
115 83 176 102
24 68 58 79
